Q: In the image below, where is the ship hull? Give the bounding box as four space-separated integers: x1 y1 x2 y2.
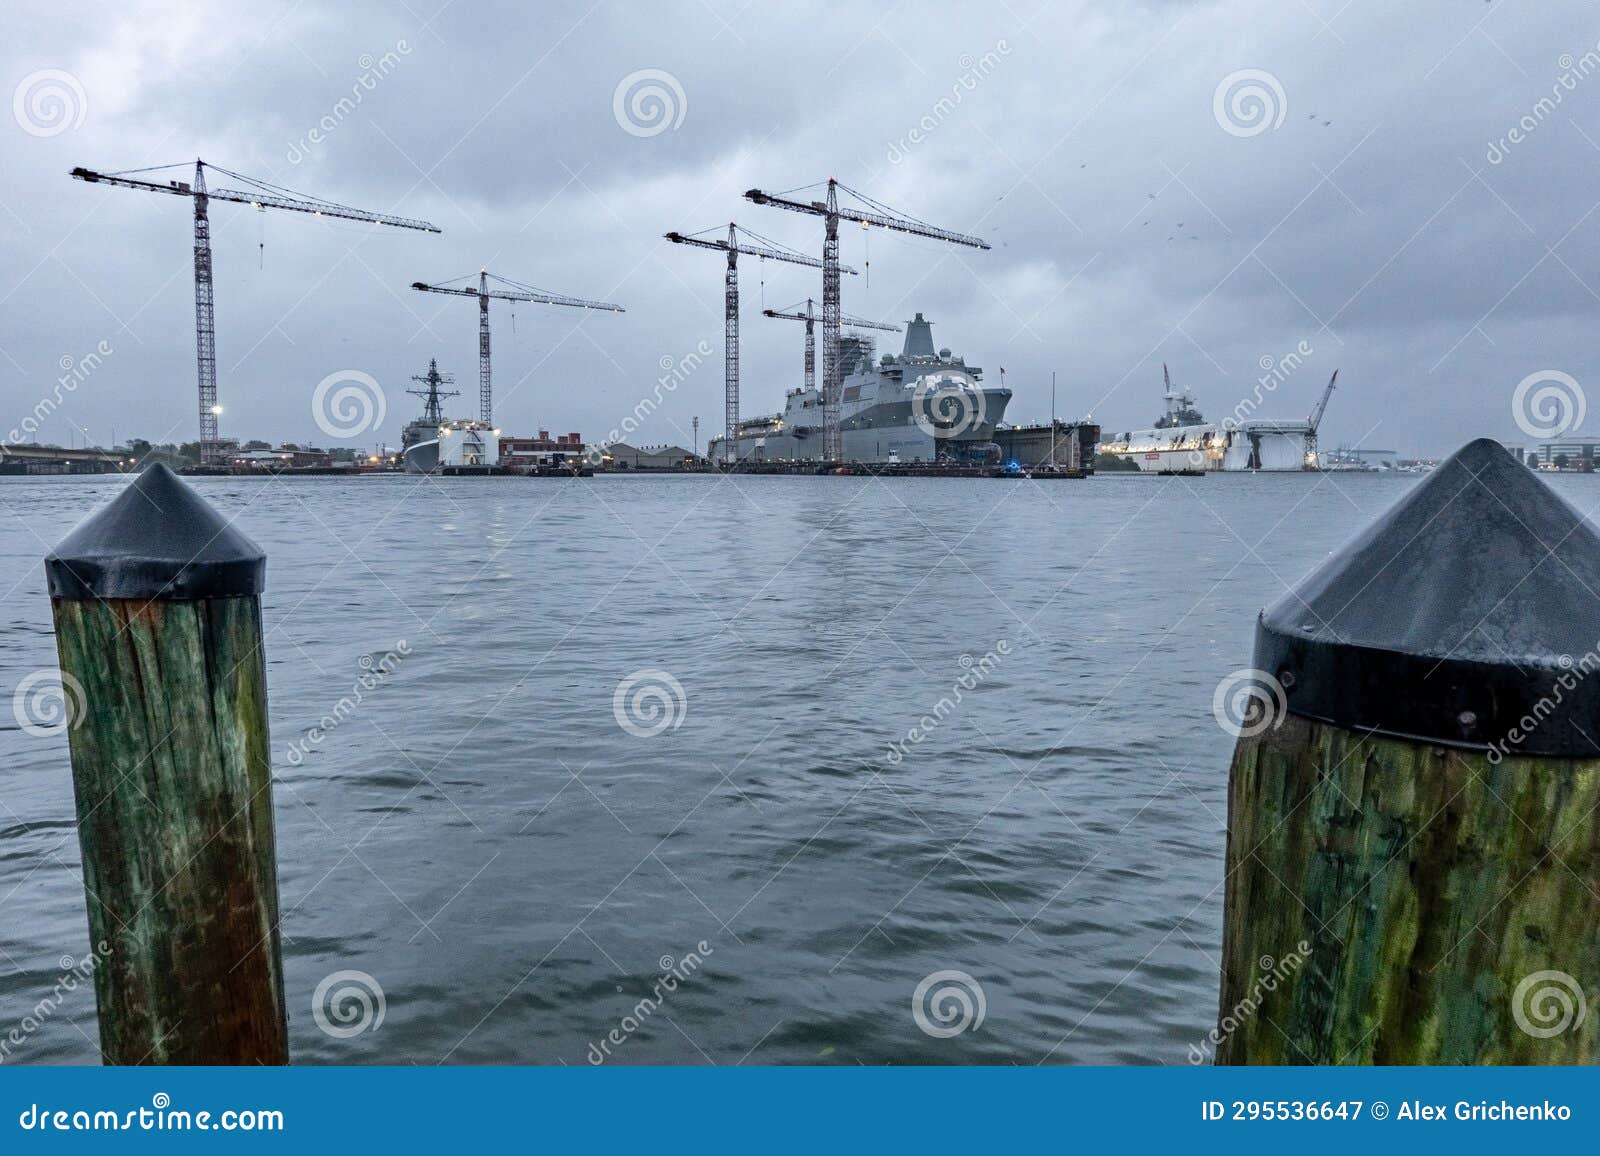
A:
711 387 1014 464
403 439 440 474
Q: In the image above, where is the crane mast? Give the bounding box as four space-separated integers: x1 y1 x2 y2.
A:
744 178 989 462
664 225 854 467
411 271 624 425
192 160 218 456
71 158 441 464
762 300 900 395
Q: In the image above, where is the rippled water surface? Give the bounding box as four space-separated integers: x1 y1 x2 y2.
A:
6 468 1585 1064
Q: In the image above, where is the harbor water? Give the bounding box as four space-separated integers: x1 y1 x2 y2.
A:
5 469 1587 1064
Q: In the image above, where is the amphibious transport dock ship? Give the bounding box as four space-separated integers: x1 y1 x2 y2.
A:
709 313 1012 465
1100 366 1338 472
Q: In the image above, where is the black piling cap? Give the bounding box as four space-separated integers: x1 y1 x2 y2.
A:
1256 438 1600 757
45 464 265 601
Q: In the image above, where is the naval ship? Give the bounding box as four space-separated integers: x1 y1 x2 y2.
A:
1099 365 1338 472
400 359 460 474
708 313 1012 464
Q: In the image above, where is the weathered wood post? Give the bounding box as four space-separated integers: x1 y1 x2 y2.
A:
1217 438 1600 1064
46 463 287 1064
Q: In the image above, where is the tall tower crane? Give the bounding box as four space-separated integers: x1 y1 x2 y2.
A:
744 179 989 461
664 224 856 467
71 159 440 463
761 300 900 393
411 270 624 425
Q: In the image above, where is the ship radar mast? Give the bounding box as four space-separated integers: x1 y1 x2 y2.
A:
407 358 460 426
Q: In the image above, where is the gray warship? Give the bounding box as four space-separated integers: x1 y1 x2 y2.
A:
709 313 1012 464
400 359 461 474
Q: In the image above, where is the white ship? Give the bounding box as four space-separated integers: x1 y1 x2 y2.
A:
1101 366 1337 472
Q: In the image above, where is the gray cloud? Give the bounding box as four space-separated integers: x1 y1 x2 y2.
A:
4 0 1600 456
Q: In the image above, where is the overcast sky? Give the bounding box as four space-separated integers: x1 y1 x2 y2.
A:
4 0 1598 457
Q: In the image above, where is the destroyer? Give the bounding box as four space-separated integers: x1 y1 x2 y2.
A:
400 359 499 474
1100 365 1338 472
708 313 1012 465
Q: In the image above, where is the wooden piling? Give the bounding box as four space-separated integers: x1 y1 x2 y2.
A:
46 463 287 1065
1217 439 1600 1064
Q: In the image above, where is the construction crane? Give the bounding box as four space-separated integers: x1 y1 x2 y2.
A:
411 271 623 425
664 224 857 468
70 159 440 463
1305 370 1339 463
744 178 989 460
761 299 900 394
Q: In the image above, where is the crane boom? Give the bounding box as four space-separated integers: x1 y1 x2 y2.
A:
1308 370 1339 429
743 178 989 459
70 159 441 462
662 232 857 273
743 187 990 250
411 270 624 423
762 307 900 332
411 282 624 311
71 167 441 232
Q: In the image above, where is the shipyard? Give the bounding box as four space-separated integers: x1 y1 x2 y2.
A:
6 2 1600 1130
